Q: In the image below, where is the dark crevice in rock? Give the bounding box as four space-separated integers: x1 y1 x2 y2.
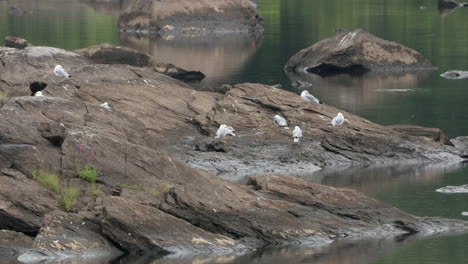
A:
393 220 419 235
29 82 47 96
306 63 370 77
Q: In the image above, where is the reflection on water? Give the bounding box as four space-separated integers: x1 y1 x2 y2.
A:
285 71 432 113
307 163 463 194
119 33 264 90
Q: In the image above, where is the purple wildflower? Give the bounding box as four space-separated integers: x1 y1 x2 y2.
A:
77 144 82 153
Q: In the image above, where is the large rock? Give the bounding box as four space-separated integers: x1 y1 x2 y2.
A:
101 197 245 256
285 29 436 76
0 230 33 260
18 210 122 262
74 43 205 82
118 0 264 34
0 169 59 234
0 44 467 259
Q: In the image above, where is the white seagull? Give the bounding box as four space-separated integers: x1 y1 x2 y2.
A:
273 115 289 129
330 112 345 126
301 90 320 104
100 102 110 110
54 65 71 78
293 126 302 143
215 124 236 139
34 91 44 97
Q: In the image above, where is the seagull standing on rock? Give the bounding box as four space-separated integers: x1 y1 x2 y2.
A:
301 90 320 104
100 102 110 110
33 91 44 97
273 115 289 129
215 124 236 139
293 126 302 143
330 112 345 126
54 65 71 78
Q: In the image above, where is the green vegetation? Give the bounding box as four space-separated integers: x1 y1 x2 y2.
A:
32 170 60 194
144 187 160 196
61 187 79 212
78 164 100 183
0 91 7 99
118 184 142 190
162 184 172 194
90 184 101 196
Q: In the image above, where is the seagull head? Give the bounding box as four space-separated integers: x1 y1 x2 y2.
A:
338 112 344 118
301 90 309 96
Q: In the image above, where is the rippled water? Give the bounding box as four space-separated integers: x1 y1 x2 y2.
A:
2 0 468 263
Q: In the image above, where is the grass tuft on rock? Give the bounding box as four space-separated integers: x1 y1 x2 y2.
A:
32 170 60 194
145 187 159 196
78 164 100 183
90 183 101 196
0 91 7 99
61 187 79 212
118 184 141 190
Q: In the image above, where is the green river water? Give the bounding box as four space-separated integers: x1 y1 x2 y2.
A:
2 0 468 263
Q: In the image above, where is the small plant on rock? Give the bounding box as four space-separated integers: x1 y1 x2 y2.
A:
90 184 101 196
0 91 7 100
145 187 160 196
118 184 142 190
79 164 100 183
162 183 172 194
76 145 100 183
32 169 60 194
61 187 79 212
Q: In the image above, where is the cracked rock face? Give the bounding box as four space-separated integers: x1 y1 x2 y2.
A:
0 44 468 260
284 29 436 76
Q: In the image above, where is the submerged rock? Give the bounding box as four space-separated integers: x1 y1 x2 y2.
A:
118 0 264 34
285 29 436 76
440 70 468 80
436 184 468 193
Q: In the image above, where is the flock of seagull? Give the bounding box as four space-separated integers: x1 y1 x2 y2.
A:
36 65 345 142
33 65 110 110
216 89 346 143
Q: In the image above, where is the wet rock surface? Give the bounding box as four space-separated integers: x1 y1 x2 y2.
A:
0 43 468 260
0 230 33 260
118 0 264 34
18 210 122 262
285 29 436 76
440 70 468 80
436 184 468 193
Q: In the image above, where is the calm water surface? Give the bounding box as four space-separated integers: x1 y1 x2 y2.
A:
2 0 468 263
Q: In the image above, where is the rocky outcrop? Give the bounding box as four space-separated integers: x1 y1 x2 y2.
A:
75 43 205 82
386 125 451 145
1 44 468 260
0 169 59 235
3 36 30 49
285 29 436 76
0 230 33 260
101 197 245 255
451 136 468 155
18 210 122 262
118 0 264 34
